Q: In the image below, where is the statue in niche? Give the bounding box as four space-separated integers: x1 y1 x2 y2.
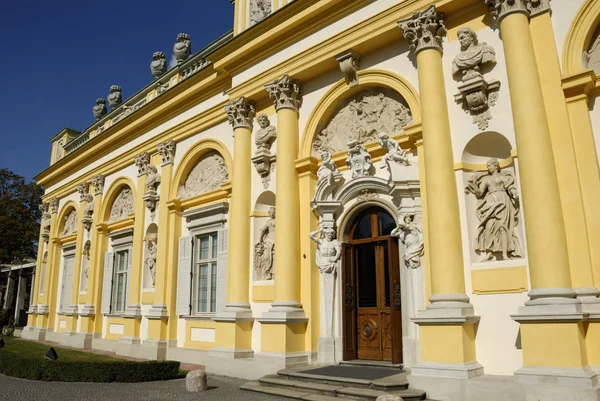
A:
345 139 372 178
312 87 412 156
378 132 410 168
255 114 277 151
40 205 51 241
254 207 275 281
173 33 191 64
465 158 523 261
61 210 77 237
92 98 107 120
82 241 91 279
250 0 272 26
452 27 496 81
391 214 424 269
150 52 167 78
177 152 229 199
145 236 158 286
316 151 340 188
584 29 600 74
108 188 135 222
107 85 122 109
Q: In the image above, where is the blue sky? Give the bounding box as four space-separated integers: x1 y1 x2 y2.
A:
0 1 233 183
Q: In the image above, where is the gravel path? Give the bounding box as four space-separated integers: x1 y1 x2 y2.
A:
0 374 287 401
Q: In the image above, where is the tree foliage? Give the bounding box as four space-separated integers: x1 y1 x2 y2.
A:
0 168 44 264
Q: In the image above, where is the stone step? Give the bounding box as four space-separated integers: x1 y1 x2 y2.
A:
245 376 427 401
277 368 410 391
339 360 403 369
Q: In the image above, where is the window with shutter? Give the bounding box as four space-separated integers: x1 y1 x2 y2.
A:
177 236 193 316
101 252 115 315
60 256 75 313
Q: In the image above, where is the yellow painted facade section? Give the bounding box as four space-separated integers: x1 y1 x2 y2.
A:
214 321 253 350
586 322 600 366
252 284 275 302
471 266 528 295
184 320 217 350
420 324 477 364
521 323 588 369
260 323 307 354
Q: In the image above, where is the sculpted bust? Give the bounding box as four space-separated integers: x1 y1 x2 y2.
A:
92 98 107 120
173 33 191 64
255 113 277 151
150 52 167 78
452 27 496 81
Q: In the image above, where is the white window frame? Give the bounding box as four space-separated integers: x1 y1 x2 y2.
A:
178 202 228 318
59 244 76 314
103 228 133 316
112 249 130 314
192 232 218 315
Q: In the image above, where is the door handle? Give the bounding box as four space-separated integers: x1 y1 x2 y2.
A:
380 310 385 314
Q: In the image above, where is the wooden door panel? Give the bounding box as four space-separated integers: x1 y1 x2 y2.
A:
381 313 393 361
388 238 403 364
357 308 381 360
342 244 357 361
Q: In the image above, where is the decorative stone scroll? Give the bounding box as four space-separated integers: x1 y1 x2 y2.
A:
40 204 51 243
77 182 90 202
312 87 412 156
391 214 424 269
252 113 278 189
346 139 373 178
145 236 158 287
464 158 523 261
254 207 275 281
177 152 229 199
309 225 341 339
108 187 135 223
336 50 361 88
157 140 176 166
144 165 161 219
584 28 600 74
173 33 191 64
92 174 105 196
265 75 302 112
150 51 167 78
107 85 122 109
92 98 107 120
81 194 95 232
452 27 499 130
250 0 272 26
225 97 256 129
397 4 446 55
134 152 151 176
61 209 78 237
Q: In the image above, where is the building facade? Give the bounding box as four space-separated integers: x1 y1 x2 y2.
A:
23 0 600 400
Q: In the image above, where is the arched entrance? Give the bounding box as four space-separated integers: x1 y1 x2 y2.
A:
342 206 402 364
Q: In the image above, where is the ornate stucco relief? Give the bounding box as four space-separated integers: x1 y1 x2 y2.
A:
249 0 272 27
397 4 446 54
108 188 135 223
254 207 275 282
391 214 424 269
464 158 523 261
134 152 151 177
157 140 176 166
61 209 78 237
452 27 500 130
49 198 59 214
252 113 278 189
265 75 302 112
312 87 412 157
92 174 105 196
77 183 90 202
346 139 373 178
584 28 600 74
177 151 229 199
225 97 256 129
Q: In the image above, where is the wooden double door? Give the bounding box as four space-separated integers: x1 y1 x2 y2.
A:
342 207 403 363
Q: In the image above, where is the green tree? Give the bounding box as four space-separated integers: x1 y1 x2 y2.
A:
0 168 44 264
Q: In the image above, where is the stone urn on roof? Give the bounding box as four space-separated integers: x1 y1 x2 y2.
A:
107 85 122 109
92 98 107 120
150 51 167 78
173 33 191 64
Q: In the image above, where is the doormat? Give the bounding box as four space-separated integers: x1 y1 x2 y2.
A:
300 365 399 381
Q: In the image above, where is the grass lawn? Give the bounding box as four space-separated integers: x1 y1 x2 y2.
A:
0 337 126 362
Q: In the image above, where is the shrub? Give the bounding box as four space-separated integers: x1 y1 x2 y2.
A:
0 353 181 383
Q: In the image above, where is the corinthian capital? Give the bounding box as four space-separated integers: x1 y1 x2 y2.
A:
157 140 176 166
92 174 105 196
134 152 151 176
77 182 90 202
264 75 302 112
49 198 59 214
527 0 551 17
398 5 446 55
225 97 256 130
485 0 530 22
